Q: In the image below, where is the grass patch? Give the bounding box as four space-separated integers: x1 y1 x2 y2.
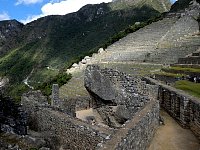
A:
174 80 200 98
99 63 162 76
36 73 72 97
163 66 200 74
155 72 185 78
29 68 59 87
8 83 30 103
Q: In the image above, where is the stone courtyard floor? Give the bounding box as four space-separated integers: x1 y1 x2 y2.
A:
148 110 200 150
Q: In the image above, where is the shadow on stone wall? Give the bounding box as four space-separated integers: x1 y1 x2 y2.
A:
0 95 27 135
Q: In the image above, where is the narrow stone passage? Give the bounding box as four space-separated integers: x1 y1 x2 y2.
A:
148 110 200 150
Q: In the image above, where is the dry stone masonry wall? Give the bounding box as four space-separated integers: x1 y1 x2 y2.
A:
19 66 161 150
0 95 27 135
84 65 158 106
21 90 112 149
145 77 200 140
84 65 160 149
34 108 106 149
98 96 159 150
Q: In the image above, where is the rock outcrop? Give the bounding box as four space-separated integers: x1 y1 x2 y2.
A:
85 65 117 105
0 20 24 55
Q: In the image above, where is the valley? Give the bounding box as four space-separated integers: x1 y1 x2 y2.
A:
0 0 200 149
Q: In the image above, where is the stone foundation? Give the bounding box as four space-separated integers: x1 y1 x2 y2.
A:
20 67 160 149
34 108 108 149
98 100 159 150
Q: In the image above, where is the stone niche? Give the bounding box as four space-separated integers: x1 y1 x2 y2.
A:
84 65 157 128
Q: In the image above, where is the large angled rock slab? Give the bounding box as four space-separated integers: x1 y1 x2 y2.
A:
84 65 117 103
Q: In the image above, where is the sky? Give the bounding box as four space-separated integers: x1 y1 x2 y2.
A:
0 0 177 24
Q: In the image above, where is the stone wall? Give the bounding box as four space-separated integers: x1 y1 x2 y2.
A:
85 65 158 108
33 108 112 149
51 84 60 107
21 90 76 129
75 96 93 111
178 57 200 65
21 90 113 149
84 65 158 127
98 100 159 150
0 95 27 135
154 74 177 84
145 77 200 139
83 65 160 149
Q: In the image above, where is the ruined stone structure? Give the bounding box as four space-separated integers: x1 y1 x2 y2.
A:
84 65 158 127
51 84 60 107
0 95 27 135
84 65 159 149
145 77 200 140
99 100 159 150
2 1 200 148
178 48 200 64
17 66 160 149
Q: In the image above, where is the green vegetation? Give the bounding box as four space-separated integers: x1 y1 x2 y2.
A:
162 66 200 74
99 63 162 76
174 80 200 98
36 73 72 97
158 65 200 79
0 2 166 101
8 84 29 103
155 65 200 99
155 72 185 78
102 14 163 49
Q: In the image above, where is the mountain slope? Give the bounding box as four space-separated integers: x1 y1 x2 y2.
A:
0 0 171 98
110 0 171 12
59 0 200 100
0 20 24 54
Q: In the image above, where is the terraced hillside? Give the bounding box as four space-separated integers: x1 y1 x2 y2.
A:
102 15 200 63
60 0 200 99
1 0 172 99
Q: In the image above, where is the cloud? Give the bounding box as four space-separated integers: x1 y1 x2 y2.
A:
21 0 112 24
15 0 43 5
0 12 10 21
20 14 43 24
170 0 177 3
41 0 112 15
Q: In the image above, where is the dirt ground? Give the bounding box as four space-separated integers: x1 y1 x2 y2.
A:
148 110 200 150
76 108 106 126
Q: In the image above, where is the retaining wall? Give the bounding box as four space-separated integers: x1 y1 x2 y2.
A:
145 77 200 139
99 100 159 150
178 57 200 65
35 108 107 149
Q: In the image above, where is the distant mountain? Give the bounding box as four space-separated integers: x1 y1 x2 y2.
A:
0 20 24 54
110 0 171 12
0 0 171 98
170 0 200 12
